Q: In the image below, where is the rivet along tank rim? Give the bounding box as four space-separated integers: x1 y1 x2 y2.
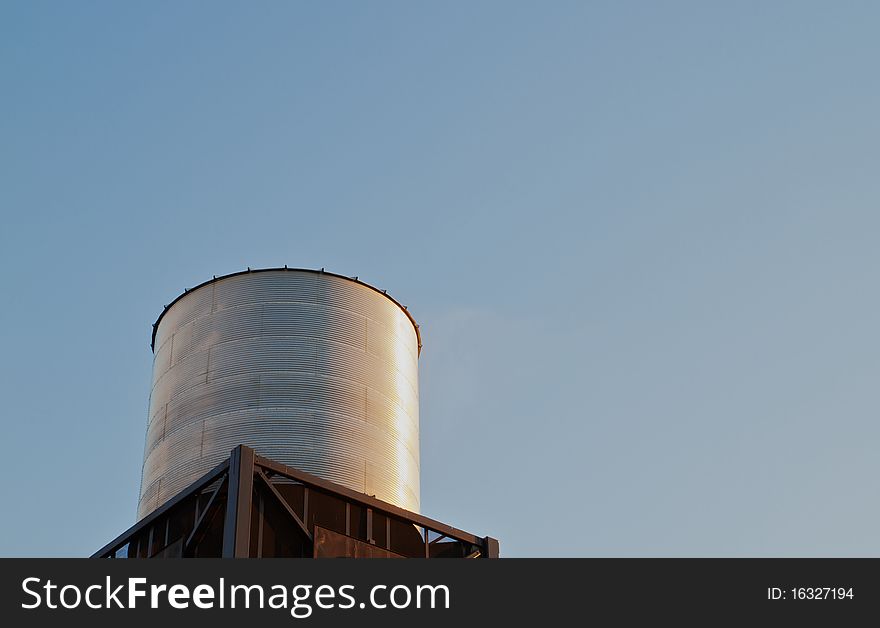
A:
139 267 422 520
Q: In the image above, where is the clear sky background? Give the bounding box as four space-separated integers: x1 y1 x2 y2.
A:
1 1 879 557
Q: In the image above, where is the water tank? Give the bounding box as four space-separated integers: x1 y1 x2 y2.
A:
138 268 421 519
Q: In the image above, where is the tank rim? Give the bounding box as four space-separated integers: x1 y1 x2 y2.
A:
150 267 421 355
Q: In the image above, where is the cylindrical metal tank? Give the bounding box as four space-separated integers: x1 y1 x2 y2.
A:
138 268 421 520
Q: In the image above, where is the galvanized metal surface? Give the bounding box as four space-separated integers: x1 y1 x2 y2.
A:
139 269 421 519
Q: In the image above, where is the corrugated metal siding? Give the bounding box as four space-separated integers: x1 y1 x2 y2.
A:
138 270 420 519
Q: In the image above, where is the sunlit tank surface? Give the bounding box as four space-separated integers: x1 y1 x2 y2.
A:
138 268 421 520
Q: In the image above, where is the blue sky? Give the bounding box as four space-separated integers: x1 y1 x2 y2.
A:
2 1 879 556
